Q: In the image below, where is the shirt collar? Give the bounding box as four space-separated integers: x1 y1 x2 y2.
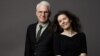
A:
37 22 49 28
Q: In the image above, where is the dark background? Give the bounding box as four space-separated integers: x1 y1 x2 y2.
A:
0 0 100 56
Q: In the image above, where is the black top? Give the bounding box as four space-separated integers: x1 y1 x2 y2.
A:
53 32 87 56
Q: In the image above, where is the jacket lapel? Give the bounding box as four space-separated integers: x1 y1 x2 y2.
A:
31 23 37 43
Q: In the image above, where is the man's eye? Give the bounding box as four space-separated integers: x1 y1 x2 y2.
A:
45 11 49 13
38 11 42 13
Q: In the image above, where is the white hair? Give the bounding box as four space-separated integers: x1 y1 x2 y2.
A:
36 1 50 11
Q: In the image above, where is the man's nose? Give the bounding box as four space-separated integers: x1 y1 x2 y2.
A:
41 12 45 16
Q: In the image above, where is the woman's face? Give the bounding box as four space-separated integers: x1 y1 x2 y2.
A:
57 14 71 30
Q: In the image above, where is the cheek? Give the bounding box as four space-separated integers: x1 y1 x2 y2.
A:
36 13 41 18
45 13 49 17
67 23 71 27
59 23 63 28
65 22 72 29
65 19 69 23
65 19 71 25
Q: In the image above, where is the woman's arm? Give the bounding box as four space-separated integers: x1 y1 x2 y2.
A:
80 33 87 56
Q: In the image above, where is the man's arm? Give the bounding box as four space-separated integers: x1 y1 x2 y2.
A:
24 26 31 56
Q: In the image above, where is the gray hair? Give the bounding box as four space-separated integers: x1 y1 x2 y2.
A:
36 1 51 11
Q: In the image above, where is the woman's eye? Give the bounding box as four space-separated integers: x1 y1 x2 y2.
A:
63 18 66 20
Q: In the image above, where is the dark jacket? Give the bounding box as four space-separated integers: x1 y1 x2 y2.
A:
24 22 54 56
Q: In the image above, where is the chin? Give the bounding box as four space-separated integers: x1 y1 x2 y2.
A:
40 20 47 23
63 26 70 30
39 19 48 23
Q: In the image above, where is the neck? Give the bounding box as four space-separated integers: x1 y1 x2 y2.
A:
62 27 77 37
63 27 73 34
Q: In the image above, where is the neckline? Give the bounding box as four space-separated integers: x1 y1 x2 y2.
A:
60 33 80 38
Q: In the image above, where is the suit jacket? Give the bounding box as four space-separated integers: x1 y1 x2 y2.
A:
24 22 54 56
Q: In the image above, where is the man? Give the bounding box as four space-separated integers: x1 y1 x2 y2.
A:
24 1 54 56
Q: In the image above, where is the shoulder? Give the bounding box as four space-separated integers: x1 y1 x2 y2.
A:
27 23 37 30
53 33 62 38
79 32 86 37
53 33 61 42
78 32 86 39
54 33 59 36
46 22 54 32
28 22 37 28
28 23 37 27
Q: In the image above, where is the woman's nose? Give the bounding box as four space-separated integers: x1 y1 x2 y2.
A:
61 20 65 24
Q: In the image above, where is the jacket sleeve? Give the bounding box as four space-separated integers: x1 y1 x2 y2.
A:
24 25 31 56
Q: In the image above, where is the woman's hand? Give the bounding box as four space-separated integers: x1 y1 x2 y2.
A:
79 53 87 56
56 55 62 56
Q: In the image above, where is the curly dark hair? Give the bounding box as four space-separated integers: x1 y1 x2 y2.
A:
53 10 82 33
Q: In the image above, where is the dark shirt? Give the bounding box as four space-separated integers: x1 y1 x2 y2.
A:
53 32 87 56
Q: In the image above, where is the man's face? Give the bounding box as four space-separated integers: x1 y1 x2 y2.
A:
36 5 50 23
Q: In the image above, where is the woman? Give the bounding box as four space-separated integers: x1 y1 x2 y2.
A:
53 10 87 56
